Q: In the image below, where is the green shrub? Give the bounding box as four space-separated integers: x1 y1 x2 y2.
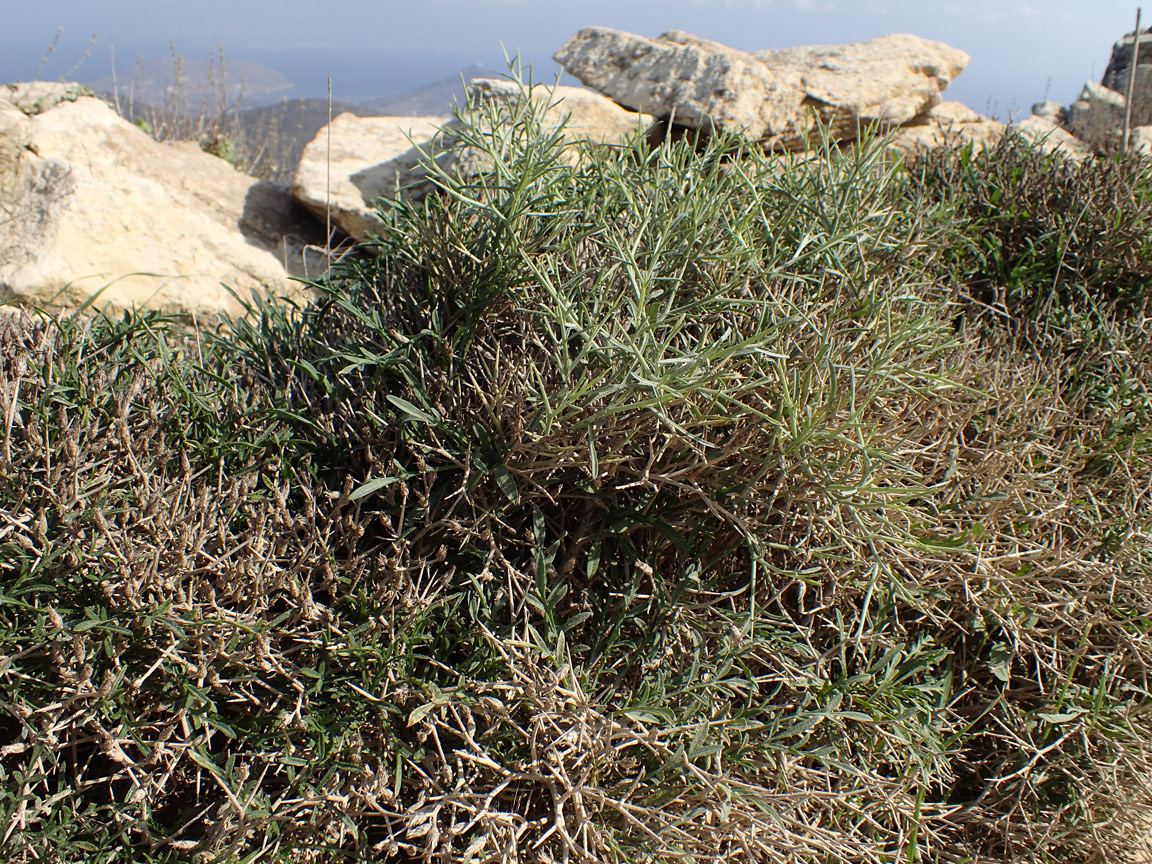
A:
913 136 1152 331
1 76 1149 863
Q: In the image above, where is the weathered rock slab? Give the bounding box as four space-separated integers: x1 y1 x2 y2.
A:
754 34 969 139
887 101 1003 152
0 82 327 317
1031 100 1066 125
1129 124 1152 155
553 27 968 149
1067 80 1127 152
475 79 653 146
290 114 448 245
1101 27 1152 92
1007 115 1092 161
290 80 652 243
555 28 811 145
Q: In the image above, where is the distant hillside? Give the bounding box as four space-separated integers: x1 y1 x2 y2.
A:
234 64 497 182
87 56 293 110
358 63 495 116
89 61 499 183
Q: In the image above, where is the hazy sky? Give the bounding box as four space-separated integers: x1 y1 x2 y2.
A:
3 0 1145 117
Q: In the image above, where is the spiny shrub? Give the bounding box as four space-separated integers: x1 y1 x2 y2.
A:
912 135 1152 331
1 75 1150 864
911 135 1152 435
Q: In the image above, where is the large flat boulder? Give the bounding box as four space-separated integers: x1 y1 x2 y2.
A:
554 29 811 146
754 34 969 141
552 28 968 149
290 80 652 244
289 114 448 245
887 101 1003 153
0 82 327 317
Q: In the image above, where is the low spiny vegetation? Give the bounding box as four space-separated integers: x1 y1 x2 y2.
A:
1 77 1151 863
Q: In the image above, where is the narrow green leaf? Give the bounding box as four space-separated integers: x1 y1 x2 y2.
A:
988 643 1013 683
493 465 519 504
564 610 593 630
1037 709 1086 725
586 538 602 580
387 395 437 424
407 702 438 727
349 476 399 502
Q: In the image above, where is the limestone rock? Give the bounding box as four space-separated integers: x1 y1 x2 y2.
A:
1126 66 1152 128
434 78 653 178
1007 115 1092 161
753 34 969 140
471 79 653 147
0 82 327 317
1025 25 1152 157
1101 27 1152 92
887 101 1003 152
553 27 967 149
1095 27 1152 132
1031 100 1066 124
1067 81 1126 152
290 114 448 245
1129 124 1152 155
924 102 988 124
554 28 808 145
4 81 91 115
291 80 652 243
